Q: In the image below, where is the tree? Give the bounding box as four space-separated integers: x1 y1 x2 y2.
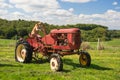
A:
0 18 119 41
4 28 17 39
17 28 28 37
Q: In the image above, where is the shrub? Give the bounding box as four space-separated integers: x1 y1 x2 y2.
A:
81 42 91 50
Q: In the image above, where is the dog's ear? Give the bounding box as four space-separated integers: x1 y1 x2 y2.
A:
37 22 42 25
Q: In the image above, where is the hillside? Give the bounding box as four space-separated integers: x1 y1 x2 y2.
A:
0 18 120 41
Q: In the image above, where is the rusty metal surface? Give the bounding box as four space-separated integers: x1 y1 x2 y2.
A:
27 25 81 56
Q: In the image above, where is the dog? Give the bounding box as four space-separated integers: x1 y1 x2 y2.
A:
30 22 43 38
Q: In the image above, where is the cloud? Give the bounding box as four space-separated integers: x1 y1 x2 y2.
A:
0 0 120 30
68 8 74 12
0 0 13 9
9 0 73 21
0 9 8 15
42 9 120 29
0 3 13 9
42 9 72 17
9 0 60 12
54 9 73 17
61 0 96 3
77 10 120 29
112 1 118 5
0 0 6 2
12 12 24 16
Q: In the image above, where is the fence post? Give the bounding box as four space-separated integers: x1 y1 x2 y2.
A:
97 38 100 50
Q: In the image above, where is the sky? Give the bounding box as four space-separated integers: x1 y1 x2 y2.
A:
0 0 120 30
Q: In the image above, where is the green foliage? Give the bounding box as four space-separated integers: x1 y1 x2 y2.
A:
75 23 108 30
108 30 120 38
5 28 17 39
0 18 120 41
17 28 28 37
0 18 37 39
81 27 110 42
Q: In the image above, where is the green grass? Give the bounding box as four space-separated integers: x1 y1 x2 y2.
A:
0 39 120 80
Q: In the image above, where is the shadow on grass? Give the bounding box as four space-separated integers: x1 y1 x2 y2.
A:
63 59 80 70
89 64 113 70
31 58 49 64
62 69 71 73
63 58 113 71
0 63 23 67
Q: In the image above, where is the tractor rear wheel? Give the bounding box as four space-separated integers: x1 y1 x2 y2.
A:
15 40 33 63
79 51 91 67
50 54 63 71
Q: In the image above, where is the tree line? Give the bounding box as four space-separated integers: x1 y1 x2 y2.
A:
0 18 120 41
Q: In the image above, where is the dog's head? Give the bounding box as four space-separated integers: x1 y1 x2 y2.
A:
36 22 44 31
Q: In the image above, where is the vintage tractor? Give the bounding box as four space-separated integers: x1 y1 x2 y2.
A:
15 24 91 71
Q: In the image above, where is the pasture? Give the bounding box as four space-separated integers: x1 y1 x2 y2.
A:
0 39 120 80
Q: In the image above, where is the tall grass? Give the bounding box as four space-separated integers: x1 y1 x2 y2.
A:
0 39 16 47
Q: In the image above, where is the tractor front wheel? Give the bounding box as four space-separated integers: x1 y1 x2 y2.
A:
50 54 63 71
79 51 91 67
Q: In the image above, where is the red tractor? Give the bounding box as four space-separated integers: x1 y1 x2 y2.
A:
15 24 91 71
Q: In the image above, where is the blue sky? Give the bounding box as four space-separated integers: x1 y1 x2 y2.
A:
0 0 120 30
59 0 120 14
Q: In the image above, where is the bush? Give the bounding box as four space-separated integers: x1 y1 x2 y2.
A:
81 42 91 50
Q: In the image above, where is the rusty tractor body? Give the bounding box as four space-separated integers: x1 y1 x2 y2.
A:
15 25 91 71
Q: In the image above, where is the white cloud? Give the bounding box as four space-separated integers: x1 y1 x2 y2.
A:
0 0 120 30
55 9 73 17
8 0 74 21
0 0 71 24
77 10 120 29
112 1 118 5
9 0 29 4
0 0 6 2
68 8 74 12
9 0 60 12
12 12 24 16
61 0 96 3
0 0 13 9
0 9 8 15
2 12 32 21
0 3 13 9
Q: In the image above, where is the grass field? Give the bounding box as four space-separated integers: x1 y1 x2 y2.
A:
0 39 120 80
